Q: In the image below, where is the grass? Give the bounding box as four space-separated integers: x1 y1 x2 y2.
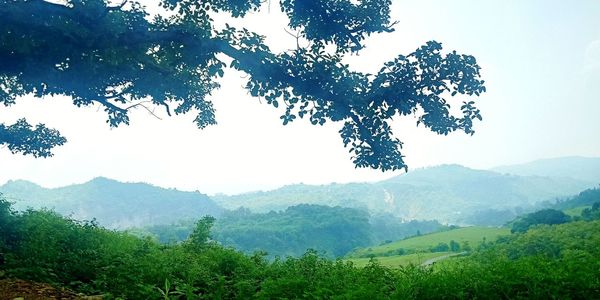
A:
563 205 591 217
349 226 510 257
346 252 451 268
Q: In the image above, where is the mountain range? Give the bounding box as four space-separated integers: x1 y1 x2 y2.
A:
0 177 222 229
1 156 598 227
213 162 596 224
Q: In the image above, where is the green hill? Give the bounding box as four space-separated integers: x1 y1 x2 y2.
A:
0 177 223 229
136 205 446 258
214 164 593 224
347 226 510 258
552 188 600 210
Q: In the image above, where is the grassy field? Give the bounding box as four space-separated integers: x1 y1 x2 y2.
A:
346 252 451 268
349 226 510 257
563 205 591 217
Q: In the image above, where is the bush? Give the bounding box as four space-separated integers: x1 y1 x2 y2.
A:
1 198 598 299
511 209 571 233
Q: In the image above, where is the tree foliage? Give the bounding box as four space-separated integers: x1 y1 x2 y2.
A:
186 215 216 250
0 0 485 170
511 209 571 233
0 118 66 158
581 202 600 221
213 204 372 258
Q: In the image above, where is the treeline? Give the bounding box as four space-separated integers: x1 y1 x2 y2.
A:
510 188 600 233
552 187 600 210
1 196 599 299
214 205 371 258
136 205 444 258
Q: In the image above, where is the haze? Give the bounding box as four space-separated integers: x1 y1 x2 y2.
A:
1 0 599 194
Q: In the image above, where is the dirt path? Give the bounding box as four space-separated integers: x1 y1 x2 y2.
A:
0 278 101 300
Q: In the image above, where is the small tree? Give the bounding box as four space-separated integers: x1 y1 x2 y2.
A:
430 242 450 253
461 241 472 252
449 240 460 252
186 215 216 250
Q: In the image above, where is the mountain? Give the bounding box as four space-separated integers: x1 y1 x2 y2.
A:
377 165 591 222
0 177 223 229
212 182 384 213
2 157 597 228
214 164 594 224
492 156 600 184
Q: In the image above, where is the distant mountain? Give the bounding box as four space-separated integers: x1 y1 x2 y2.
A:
213 182 384 214
378 165 591 222
214 164 594 224
0 177 223 229
2 157 596 228
492 156 600 184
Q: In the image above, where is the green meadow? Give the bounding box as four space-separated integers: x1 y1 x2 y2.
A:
349 226 510 258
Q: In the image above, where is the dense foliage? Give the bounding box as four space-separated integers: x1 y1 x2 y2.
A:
402 221 600 299
581 201 600 221
0 0 485 170
213 205 371 258
0 118 66 158
137 205 446 258
552 187 600 210
1 195 599 299
511 209 571 233
213 164 592 224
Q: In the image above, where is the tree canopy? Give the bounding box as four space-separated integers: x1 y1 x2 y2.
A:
0 0 485 170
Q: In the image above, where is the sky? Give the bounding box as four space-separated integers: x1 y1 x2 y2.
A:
1 0 599 195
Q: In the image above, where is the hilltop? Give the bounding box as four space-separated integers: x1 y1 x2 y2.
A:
214 163 593 224
0 177 222 229
2 157 597 227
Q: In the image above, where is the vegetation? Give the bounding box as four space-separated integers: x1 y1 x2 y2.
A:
1 1 596 298
3 165 595 229
510 209 571 233
213 164 593 224
0 0 486 170
581 202 600 221
213 205 372 258
346 252 451 268
552 187 600 210
0 177 221 229
1 195 599 299
563 205 591 217
136 204 444 258
347 226 510 258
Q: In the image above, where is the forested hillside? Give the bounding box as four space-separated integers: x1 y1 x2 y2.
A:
136 205 446 258
0 177 222 228
214 164 592 224
2 161 594 229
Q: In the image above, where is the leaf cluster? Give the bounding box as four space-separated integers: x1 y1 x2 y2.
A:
0 0 486 170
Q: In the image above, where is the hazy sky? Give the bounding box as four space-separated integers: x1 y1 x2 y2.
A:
1 0 599 194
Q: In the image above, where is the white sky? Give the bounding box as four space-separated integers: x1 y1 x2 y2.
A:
1 0 599 195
